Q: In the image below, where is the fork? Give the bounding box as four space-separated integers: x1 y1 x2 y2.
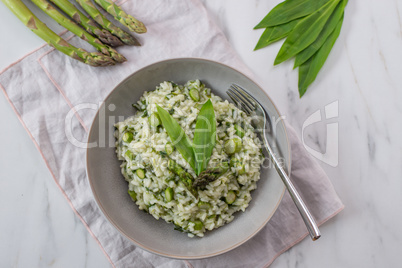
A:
227 84 321 241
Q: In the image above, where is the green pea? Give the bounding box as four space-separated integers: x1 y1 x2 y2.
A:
122 132 133 143
128 190 137 201
192 220 204 231
165 143 174 155
224 138 242 155
148 113 160 127
136 169 145 179
234 124 245 138
225 191 236 204
224 139 236 155
238 164 247 175
233 138 242 153
189 88 200 102
197 201 211 210
125 150 134 160
165 187 174 202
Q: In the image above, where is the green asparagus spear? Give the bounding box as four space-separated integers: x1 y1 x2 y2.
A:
76 0 140 46
168 159 198 198
1 0 114 67
193 161 229 188
93 0 146 33
225 191 236 205
48 0 124 47
31 0 126 63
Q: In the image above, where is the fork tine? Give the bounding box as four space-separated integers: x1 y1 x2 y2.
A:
227 91 239 106
231 84 256 109
227 90 253 115
228 87 255 113
227 91 252 115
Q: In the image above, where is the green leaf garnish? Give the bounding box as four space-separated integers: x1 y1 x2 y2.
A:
298 16 344 97
193 100 216 175
254 18 303 51
254 0 332 29
294 0 347 68
274 0 341 65
156 105 196 172
253 0 348 97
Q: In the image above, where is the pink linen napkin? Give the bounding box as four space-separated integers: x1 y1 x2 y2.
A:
0 0 343 267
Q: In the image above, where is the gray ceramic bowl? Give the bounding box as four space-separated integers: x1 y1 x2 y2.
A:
86 58 290 259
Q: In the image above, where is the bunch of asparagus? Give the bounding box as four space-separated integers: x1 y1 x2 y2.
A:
1 0 146 67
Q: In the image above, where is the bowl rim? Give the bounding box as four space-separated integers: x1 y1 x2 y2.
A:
86 57 291 260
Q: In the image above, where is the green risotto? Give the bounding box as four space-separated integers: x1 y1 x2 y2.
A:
115 80 264 237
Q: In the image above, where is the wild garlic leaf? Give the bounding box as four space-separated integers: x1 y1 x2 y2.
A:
193 100 216 175
274 0 341 65
254 18 303 51
298 16 344 97
156 105 196 172
254 0 332 29
294 0 347 68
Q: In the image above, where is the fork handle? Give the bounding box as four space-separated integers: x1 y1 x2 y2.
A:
263 135 321 241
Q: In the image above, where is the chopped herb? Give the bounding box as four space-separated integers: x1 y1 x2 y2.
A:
174 224 185 232
168 81 178 87
159 151 168 157
132 103 142 110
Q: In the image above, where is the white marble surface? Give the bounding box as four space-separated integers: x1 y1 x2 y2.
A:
1 0 402 267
